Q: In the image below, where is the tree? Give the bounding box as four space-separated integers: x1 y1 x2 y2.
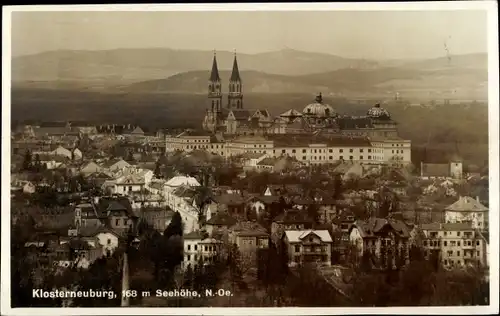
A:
306 203 320 224
154 159 162 179
333 173 343 199
22 149 32 171
33 154 42 173
164 211 183 239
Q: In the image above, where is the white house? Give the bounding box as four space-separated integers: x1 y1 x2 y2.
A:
419 222 488 268
72 148 83 160
182 231 222 270
80 161 102 175
283 230 333 267
444 196 488 231
112 169 154 196
165 176 201 188
101 158 131 172
22 181 36 194
51 146 73 159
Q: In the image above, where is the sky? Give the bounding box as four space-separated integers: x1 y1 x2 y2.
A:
10 9 488 60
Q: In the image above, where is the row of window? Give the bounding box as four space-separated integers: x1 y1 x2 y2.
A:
429 231 475 238
300 155 375 161
186 244 216 252
446 250 481 257
294 245 328 252
443 259 481 266
424 240 481 247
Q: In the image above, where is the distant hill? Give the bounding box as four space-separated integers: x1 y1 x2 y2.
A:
11 48 488 100
11 48 380 84
122 66 487 100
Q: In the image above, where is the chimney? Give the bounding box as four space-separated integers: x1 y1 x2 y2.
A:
476 196 480 203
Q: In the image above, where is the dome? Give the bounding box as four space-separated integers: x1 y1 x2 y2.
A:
303 93 337 118
367 103 391 119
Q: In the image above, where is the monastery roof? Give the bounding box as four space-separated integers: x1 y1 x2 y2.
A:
336 117 374 130
265 134 372 148
284 230 333 243
280 109 303 117
177 130 213 137
445 196 488 212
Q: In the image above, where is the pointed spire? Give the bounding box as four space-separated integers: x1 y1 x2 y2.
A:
210 50 220 82
230 50 241 82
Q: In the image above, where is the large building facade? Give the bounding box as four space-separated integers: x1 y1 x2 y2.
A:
168 51 412 166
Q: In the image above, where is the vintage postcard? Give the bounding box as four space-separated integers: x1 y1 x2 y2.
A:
1 2 499 316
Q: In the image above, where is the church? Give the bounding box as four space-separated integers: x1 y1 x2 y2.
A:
202 52 400 139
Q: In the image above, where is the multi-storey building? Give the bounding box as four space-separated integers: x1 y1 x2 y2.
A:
444 196 489 231
349 218 411 268
282 229 333 267
182 231 222 270
419 222 488 268
168 51 413 166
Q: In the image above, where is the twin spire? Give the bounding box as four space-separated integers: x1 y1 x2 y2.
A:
209 49 241 83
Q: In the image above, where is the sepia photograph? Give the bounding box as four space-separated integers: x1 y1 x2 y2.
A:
1 2 499 315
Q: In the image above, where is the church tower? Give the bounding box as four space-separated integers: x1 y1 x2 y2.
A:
203 51 223 132
227 52 243 109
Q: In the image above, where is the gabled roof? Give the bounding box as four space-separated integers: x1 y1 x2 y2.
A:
230 221 268 237
420 222 474 231
247 195 281 205
184 230 205 240
284 230 333 243
229 110 253 120
421 163 450 177
445 196 488 212
101 158 129 169
273 210 312 224
166 176 200 187
351 218 410 238
205 213 237 226
213 193 246 206
280 109 303 118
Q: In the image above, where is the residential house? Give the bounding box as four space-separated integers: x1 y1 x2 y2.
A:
349 218 411 269
228 221 269 262
94 197 138 234
72 148 83 160
37 154 67 170
22 181 36 194
80 161 102 175
420 160 463 180
139 206 175 233
271 209 313 243
418 222 488 268
213 193 246 219
444 196 488 231
255 156 301 173
112 169 154 196
282 230 333 267
241 152 268 171
334 162 365 181
101 158 131 172
182 231 222 270
204 212 237 238
78 226 122 257
50 146 73 159
245 195 281 219
74 201 103 229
